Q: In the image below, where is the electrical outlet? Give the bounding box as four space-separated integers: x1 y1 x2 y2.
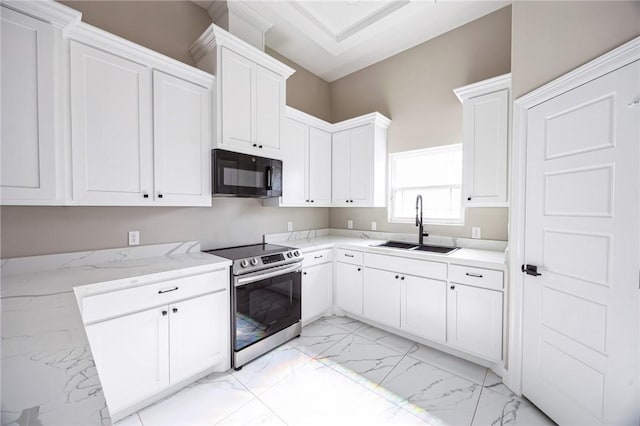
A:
128 231 140 246
287 221 293 232
347 219 353 229
371 221 377 231
472 227 481 239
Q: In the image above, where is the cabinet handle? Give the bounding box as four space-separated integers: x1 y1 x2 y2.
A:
465 272 483 278
303 271 307 275
350 200 354 203
344 254 354 258
158 287 179 294
172 307 178 313
253 144 257 147
395 275 399 279
450 285 455 290
467 197 471 201
143 193 149 199
306 200 309 202
158 193 163 199
162 310 168 316
258 145 263 149
357 267 361 271
314 255 323 259
311 200 314 203
401 276 405 280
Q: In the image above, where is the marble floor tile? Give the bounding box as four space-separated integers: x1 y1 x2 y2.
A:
379 355 483 426
231 345 313 395
355 324 417 354
113 413 142 426
137 373 255 426
408 343 488 385
472 372 556 426
216 399 285 426
320 315 366 333
318 334 406 385
286 321 350 357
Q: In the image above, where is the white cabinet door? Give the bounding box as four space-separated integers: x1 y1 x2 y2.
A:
349 125 373 206
463 89 508 206
363 268 400 328
1 8 57 203
169 291 228 383
281 117 308 205
86 307 169 414
302 262 332 323
153 70 211 205
447 283 502 361
335 262 363 315
70 41 153 204
255 65 282 152
308 127 332 206
331 130 351 206
221 47 253 148
401 276 446 343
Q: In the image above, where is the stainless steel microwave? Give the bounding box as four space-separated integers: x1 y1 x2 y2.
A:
212 149 282 198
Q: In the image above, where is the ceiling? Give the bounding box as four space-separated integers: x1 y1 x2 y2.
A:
194 1 510 82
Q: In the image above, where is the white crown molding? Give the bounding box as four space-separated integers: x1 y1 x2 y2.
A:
332 112 392 132
190 24 295 78
207 1 227 23
515 36 640 109
285 106 333 132
453 73 511 103
228 1 272 33
65 22 215 87
1 0 81 28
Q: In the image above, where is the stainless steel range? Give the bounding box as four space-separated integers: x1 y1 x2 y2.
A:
205 243 302 370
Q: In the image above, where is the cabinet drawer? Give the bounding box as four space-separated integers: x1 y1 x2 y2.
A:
82 269 229 324
336 248 363 265
364 253 446 280
449 264 503 291
302 249 333 268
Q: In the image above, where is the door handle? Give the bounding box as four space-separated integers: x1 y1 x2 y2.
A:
265 166 273 190
522 264 542 276
158 287 179 294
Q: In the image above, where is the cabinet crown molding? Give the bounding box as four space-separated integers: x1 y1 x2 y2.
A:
65 22 215 88
285 106 333 132
1 0 80 28
332 112 392 132
454 73 511 103
189 23 295 78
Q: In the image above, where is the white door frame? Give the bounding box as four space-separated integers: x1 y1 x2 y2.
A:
504 36 640 395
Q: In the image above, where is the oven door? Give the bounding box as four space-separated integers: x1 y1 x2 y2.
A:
233 262 301 352
212 149 282 198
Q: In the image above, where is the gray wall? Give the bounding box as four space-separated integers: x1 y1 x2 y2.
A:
511 1 640 98
329 6 512 241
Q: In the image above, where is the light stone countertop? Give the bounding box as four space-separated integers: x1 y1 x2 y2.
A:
0 242 230 426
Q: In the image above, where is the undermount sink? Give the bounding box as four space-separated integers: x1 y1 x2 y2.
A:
375 241 459 255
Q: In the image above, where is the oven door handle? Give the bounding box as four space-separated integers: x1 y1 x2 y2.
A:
235 262 302 287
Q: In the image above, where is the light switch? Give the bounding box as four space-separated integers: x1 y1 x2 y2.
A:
128 231 140 246
371 221 377 231
287 221 293 232
347 220 353 229
472 227 481 239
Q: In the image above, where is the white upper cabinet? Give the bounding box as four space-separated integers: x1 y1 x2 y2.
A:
454 74 510 207
190 25 295 160
274 107 332 207
66 24 214 206
331 113 390 207
0 6 65 205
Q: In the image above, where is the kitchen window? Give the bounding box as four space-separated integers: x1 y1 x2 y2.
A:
388 144 463 224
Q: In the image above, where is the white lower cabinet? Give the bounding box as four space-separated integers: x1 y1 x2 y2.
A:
302 262 332 323
335 262 363 316
363 268 400 328
447 283 502 361
401 275 447 343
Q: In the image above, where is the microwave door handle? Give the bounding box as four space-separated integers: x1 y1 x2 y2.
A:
265 166 273 190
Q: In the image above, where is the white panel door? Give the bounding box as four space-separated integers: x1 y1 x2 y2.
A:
308 127 332 206
331 130 351 206
281 118 308 205
349 125 373 206
401 276 446 343
169 291 228 383
447 283 502 361
86 307 169 414
1 8 57 202
463 89 508 205
363 268 401 328
335 262 363 315
302 262 332 323
255 65 282 152
70 41 153 203
153 70 211 205
221 47 253 148
522 61 640 426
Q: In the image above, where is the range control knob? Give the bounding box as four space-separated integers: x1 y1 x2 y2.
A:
240 259 249 268
293 250 300 257
286 252 293 258
250 258 259 266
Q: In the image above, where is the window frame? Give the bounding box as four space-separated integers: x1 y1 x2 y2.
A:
387 144 465 226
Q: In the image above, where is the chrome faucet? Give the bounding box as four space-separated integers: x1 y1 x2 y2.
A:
415 195 429 245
